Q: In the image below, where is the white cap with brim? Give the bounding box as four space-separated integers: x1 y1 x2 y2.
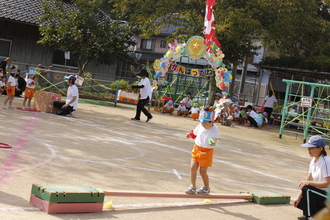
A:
301 135 326 148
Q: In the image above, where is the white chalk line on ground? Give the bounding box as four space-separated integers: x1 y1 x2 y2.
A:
173 169 183 179
0 112 299 192
60 116 299 184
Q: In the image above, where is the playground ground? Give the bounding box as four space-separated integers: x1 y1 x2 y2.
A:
0 96 318 220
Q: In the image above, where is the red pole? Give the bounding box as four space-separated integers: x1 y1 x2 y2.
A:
105 191 253 200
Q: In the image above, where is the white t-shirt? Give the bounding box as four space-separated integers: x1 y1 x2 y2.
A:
182 97 192 108
225 98 233 107
309 156 330 190
0 81 5 87
190 107 200 114
138 77 152 100
249 110 263 125
7 75 16 87
177 105 186 112
26 78 36 89
264 95 277 108
66 85 79 110
165 103 173 110
193 123 219 149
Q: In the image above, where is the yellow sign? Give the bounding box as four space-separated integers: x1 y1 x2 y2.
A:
185 36 207 59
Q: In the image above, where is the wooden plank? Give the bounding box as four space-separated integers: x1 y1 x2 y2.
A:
29 194 103 214
105 191 253 200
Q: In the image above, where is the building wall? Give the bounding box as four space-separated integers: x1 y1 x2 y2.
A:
0 20 118 82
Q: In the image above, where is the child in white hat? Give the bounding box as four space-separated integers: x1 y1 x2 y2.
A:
177 100 187 116
185 107 219 195
22 68 38 110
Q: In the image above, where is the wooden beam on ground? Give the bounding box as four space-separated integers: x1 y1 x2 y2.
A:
105 191 253 200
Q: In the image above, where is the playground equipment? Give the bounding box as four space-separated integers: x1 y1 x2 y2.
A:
29 184 290 214
278 79 330 143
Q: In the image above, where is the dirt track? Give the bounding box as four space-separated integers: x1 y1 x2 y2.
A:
0 97 317 220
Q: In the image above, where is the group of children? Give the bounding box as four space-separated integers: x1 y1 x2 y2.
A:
161 98 201 120
160 91 269 128
2 65 38 110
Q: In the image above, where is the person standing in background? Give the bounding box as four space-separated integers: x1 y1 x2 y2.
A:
1 57 11 76
263 90 278 121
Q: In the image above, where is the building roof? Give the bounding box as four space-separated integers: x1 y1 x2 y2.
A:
0 0 72 25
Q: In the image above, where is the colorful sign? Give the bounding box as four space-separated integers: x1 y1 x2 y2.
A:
185 36 207 60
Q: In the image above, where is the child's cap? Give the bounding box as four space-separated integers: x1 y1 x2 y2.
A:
28 69 35 75
199 108 215 123
10 65 18 73
167 100 173 106
180 101 184 104
262 112 268 117
193 103 199 107
301 135 326 148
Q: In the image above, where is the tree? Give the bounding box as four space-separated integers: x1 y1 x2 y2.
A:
109 0 330 102
38 0 138 75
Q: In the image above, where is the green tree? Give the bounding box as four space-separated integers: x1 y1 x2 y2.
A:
109 0 330 101
38 0 138 75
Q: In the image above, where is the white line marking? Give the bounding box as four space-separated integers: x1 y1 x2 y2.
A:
173 169 183 179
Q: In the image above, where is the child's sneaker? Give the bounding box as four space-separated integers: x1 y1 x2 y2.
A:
2 105 6 109
8 105 14 109
22 107 26 110
185 185 196 194
197 186 210 195
27 107 32 110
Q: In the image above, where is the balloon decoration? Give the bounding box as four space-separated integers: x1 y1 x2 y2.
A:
152 0 232 90
215 67 232 90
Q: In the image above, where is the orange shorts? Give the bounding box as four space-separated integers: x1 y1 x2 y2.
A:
24 88 34 98
191 113 199 119
191 144 214 167
6 86 15 96
165 108 173 113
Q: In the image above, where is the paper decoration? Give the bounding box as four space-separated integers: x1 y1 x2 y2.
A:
185 36 207 59
153 59 162 71
215 67 232 90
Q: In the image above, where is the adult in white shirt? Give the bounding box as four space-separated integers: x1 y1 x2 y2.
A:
293 135 330 219
263 90 277 121
53 75 79 116
182 92 193 116
129 69 153 122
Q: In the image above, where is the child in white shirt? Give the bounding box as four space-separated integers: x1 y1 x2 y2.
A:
177 101 187 116
162 100 174 114
23 69 37 110
3 65 19 109
189 103 200 120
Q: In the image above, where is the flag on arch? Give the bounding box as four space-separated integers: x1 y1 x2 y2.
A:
203 0 221 51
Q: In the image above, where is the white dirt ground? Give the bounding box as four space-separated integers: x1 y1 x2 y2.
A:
0 96 320 220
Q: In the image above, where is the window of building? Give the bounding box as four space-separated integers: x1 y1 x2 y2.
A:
115 60 137 83
160 40 167 48
0 39 12 57
52 49 77 67
141 39 155 51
